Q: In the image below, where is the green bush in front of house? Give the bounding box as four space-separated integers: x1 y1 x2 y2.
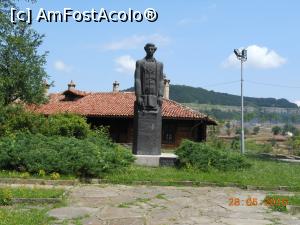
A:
0 105 90 138
0 105 46 136
42 113 90 139
175 140 252 171
0 132 134 178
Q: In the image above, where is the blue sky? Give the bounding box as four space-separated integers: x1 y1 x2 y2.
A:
17 0 300 104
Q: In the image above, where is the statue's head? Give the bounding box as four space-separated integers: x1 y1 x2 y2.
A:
144 43 157 57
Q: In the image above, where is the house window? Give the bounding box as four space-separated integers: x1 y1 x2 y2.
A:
162 123 176 144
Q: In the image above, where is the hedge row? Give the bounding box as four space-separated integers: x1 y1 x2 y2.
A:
0 132 135 177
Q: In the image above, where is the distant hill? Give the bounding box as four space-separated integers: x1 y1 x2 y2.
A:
124 85 298 108
170 85 298 108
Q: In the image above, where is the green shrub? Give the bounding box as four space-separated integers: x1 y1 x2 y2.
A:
0 188 12 205
0 105 90 139
230 137 240 151
38 169 46 177
45 113 90 139
50 172 60 180
287 136 300 156
0 132 135 177
20 172 30 179
253 126 260 135
175 140 251 171
272 126 282 135
0 105 46 136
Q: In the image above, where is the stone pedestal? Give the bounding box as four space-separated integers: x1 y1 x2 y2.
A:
134 153 178 167
133 103 161 155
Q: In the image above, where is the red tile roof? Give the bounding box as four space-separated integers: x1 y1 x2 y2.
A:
31 91 216 124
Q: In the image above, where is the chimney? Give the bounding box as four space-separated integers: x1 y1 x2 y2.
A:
68 80 76 90
113 81 120 93
163 75 170 99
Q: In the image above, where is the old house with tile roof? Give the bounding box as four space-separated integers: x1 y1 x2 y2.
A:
32 80 217 148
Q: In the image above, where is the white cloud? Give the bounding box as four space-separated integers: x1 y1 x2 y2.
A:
222 45 287 69
103 34 170 51
54 60 72 73
115 55 135 74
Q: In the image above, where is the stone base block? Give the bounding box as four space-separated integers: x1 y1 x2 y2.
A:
134 153 178 167
133 106 162 155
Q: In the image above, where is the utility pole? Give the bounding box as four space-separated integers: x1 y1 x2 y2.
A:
234 49 247 154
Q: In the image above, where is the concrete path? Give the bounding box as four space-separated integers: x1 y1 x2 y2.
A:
49 184 300 225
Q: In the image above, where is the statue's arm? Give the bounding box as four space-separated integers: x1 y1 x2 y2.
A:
135 61 141 96
158 63 164 98
134 61 143 106
158 63 164 107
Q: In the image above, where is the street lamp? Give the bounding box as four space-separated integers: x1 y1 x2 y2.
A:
234 48 247 154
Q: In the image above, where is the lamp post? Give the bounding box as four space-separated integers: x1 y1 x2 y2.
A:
234 48 247 154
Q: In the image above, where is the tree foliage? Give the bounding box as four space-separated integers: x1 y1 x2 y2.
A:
272 126 282 135
0 0 48 105
253 126 260 135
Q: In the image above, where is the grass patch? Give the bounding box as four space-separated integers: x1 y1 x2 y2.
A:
135 197 151 203
118 202 131 208
0 205 54 225
0 187 67 224
0 187 65 199
0 170 75 180
155 193 168 200
0 187 66 206
61 215 89 225
103 158 300 190
287 195 300 206
118 197 151 208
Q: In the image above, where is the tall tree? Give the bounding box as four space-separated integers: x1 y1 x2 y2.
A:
0 0 49 106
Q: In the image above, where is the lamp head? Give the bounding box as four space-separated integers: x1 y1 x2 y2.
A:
242 49 247 59
234 49 241 57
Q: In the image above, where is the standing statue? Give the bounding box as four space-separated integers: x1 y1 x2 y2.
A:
134 43 164 112
133 43 164 156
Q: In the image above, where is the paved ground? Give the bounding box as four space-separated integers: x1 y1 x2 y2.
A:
49 184 300 225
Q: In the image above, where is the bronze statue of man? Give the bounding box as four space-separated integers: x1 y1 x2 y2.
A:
134 43 164 112
133 43 163 155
